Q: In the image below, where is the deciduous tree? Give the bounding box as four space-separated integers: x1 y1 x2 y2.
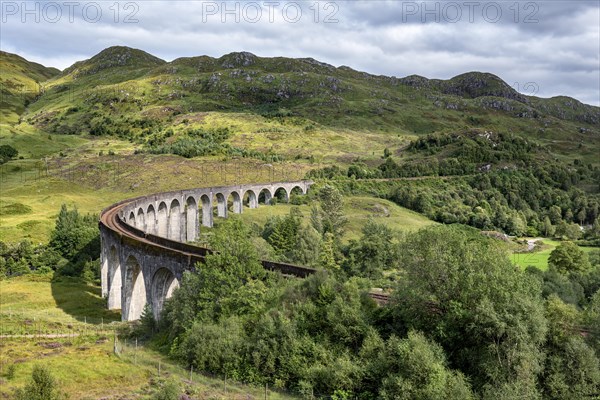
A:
391 226 547 394
548 241 591 275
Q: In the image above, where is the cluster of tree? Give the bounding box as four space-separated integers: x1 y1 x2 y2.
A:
143 127 283 162
13 365 65 400
377 156 477 178
0 240 62 277
147 136 229 158
306 164 347 180
154 218 600 399
80 115 288 162
262 207 321 267
260 185 348 271
388 227 600 399
306 129 600 238
532 242 600 310
144 127 232 157
387 172 600 237
409 131 538 162
47 111 155 137
311 132 552 180
308 167 599 238
378 131 584 179
0 204 100 280
260 185 401 286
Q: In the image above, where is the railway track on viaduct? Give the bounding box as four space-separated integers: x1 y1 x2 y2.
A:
99 181 390 321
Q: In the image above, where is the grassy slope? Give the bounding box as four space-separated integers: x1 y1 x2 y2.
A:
201 112 409 164
342 197 435 239
0 123 88 158
0 275 297 399
0 275 120 333
0 178 121 243
0 51 59 124
234 195 435 243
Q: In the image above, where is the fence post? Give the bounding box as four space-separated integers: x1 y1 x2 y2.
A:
113 331 118 355
190 365 193 382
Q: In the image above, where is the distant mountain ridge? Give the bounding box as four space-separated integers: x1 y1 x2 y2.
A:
2 46 598 165
48 46 597 125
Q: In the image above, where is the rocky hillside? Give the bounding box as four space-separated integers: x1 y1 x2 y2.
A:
0 51 60 123
62 46 166 80
3 46 599 164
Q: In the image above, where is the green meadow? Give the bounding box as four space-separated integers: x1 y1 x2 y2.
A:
511 238 599 271
0 274 298 399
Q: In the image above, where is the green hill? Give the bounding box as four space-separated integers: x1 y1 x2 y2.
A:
0 51 60 124
61 45 165 77
6 46 594 165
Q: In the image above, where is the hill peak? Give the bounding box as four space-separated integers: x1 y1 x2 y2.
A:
219 51 258 68
63 46 165 76
442 71 526 102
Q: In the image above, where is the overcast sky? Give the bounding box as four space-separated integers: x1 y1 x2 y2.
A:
1 1 598 105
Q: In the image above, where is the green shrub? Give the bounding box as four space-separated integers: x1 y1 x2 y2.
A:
0 144 18 164
14 365 65 400
5 364 16 380
151 379 180 400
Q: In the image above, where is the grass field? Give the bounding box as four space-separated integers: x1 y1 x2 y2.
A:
204 112 410 164
0 123 89 159
234 195 436 243
0 274 298 399
0 274 120 333
511 238 599 271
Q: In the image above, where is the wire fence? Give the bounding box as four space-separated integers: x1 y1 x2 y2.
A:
0 308 121 338
116 338 288 400
0 315 358 400
116 337 335 400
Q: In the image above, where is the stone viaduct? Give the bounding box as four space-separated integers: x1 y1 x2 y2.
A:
99 180 314 321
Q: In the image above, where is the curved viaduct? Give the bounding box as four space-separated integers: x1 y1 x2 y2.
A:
99 180 315 321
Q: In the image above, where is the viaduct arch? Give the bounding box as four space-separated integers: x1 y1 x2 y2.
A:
100 180 314 321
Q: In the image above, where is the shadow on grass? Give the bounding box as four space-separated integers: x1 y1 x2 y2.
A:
50 226 121 324
50 275 121 324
